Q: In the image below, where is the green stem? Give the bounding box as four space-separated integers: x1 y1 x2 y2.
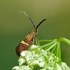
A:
46 42 57 52
56 42 61 58
37 39 54 44
40 39 56 49
57 37 70 45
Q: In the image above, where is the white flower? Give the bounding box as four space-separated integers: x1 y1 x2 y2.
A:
18 58 25 66
12 66 19 70
46 66 53 70
30 45 39 50
20 51 33 61
56 63 62 70
12 44 70 70
30 60 39 65
39 62 45 67
37 56 45 67
48 56 54 61
19 65 32 70
20 51 25 57
25 51 33 61
61 62 70 70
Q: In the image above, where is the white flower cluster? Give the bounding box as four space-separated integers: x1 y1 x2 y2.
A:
12 45 70 70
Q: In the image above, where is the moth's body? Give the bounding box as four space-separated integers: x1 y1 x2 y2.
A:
16 31 36 56
15 12 46 56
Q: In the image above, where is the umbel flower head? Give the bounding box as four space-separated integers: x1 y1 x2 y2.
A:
12 38 70 70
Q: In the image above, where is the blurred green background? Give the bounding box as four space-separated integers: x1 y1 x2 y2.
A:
0 0 70 70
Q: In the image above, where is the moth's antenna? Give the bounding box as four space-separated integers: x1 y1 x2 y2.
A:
36 19 46 29
19 11 35 28
36 15 51 29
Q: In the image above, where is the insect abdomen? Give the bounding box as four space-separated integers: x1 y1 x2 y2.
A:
16 31 35 56
16 41 29 56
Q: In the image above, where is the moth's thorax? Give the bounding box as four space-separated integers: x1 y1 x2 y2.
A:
25 31 36 42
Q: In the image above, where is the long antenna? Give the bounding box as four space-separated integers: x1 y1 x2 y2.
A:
19 11 36 28
36 19 46 29
28 17 36 28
